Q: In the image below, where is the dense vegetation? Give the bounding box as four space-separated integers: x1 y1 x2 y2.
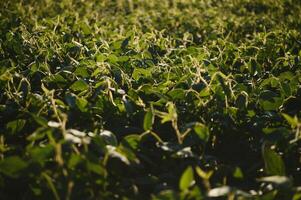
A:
1 0 301 199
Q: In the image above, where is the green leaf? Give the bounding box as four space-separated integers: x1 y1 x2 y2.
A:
86 161 105 175
132 68 152 80
233 167 244 179
293 192 301 200
70 80 89 92
108 54 118 63
281 82 291 97
0 156 28 177
144 109 154 131
199 87 210 97
79 22 92 35
278 72 294 81
194 123 210 142
161 102 177 123
95 54 106 62
122 135 140 150
68 154 82 169
263 146 286 176
259 90 283 111
74 67 89 78
179 166 195 191
50 74 67 84
76 97 88 112
167 89 185 100
29 145 54 165
31 114 48 127
282 113 298 128
118 56 129 62
6 119 26 134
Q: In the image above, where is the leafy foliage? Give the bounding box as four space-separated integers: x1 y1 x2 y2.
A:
0 0 301 199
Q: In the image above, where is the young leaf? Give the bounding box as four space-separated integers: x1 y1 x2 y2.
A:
282 113 298 128
179 166 195 191
76 97 88 112
132 68 152 80
194 123 210 142
233 167 244 179
143 109 154 131
70 80 89 92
